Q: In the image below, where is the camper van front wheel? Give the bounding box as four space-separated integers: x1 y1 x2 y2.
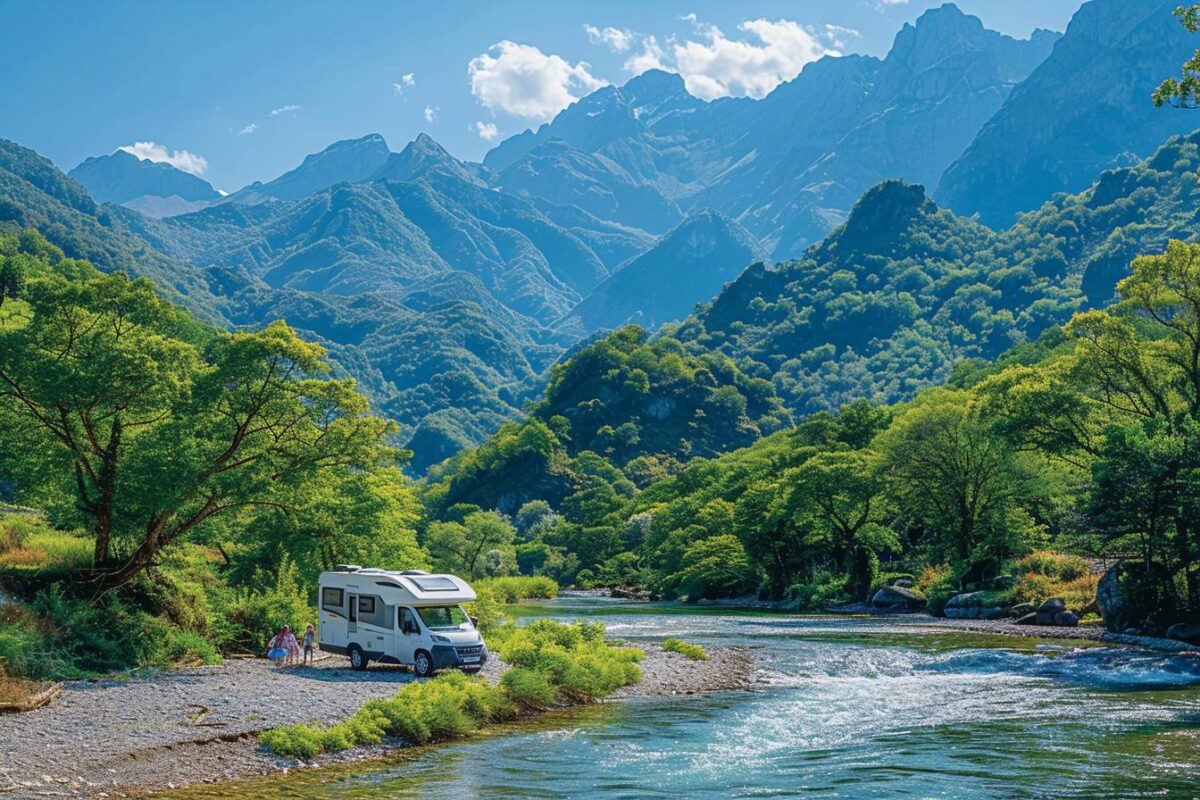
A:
348 644 368 671
414 650 433 677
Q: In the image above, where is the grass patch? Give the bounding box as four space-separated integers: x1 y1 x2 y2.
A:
261 619 641 759
662 638 708 661
0 516 91 571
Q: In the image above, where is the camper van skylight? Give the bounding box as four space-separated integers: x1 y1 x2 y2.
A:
408 576 458 592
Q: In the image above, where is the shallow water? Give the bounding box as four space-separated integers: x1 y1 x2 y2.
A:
171 599 1200 799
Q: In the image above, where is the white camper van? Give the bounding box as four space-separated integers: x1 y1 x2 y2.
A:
318 566 488 676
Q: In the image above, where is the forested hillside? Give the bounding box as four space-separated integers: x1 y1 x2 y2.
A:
674 131 1200 417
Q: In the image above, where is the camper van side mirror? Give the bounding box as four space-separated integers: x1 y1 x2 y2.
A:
469 616 479 629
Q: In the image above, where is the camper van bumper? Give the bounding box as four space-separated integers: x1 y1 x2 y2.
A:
432 643 488 669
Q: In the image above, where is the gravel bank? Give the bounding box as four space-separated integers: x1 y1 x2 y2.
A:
0 643 753 799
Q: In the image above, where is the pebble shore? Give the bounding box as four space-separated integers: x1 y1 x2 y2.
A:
0 643 753 799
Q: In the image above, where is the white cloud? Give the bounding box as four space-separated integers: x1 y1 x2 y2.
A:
424 105 439 123
669 18 840 100
238 123 257 136
270 104 303 117
117 141 208 175
822 24 860 50
469 40 606 120
680 12 698 24
473 121 500 141
393 73 416 95
584 25 634 53
878 0 909 5
624 35 667 75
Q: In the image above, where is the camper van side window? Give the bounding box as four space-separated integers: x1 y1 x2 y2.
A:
358 596 376 615
321 588 344 611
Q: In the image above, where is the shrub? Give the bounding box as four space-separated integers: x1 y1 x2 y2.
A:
1013 551 1088 582
263 670 514 758
662 638 708 661
916 564 957 615
474 576 558 604
788 571 850 610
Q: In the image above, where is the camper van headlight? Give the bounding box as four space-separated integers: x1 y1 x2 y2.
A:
432 634 451 643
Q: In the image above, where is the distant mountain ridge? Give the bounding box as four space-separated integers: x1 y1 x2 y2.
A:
483 3 1059 258
68 150 220 218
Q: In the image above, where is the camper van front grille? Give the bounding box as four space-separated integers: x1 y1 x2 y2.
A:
456 645 483 657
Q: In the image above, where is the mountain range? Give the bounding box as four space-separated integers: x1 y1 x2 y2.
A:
12 0 1200 470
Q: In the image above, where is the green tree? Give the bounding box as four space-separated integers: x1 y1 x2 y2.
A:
782 450 896 600
426 510 516 579
876 388 1035 568
676 534 756 599
0 255 26 311
0 268 395 589
1154 5 1200 108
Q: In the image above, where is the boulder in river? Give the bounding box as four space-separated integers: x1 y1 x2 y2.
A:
871 585 925 611
944 591 1007 619
1036 598 1066 626
1166 623 1200 645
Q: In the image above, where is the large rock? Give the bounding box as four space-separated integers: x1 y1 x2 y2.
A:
1015 612 1038 626
1007 602 1035 618
1054 611 1080 627
1096 565 1130 631
871 585 926 611
1166 623 1200 646
944 591 1008 619
1036 598 1066 626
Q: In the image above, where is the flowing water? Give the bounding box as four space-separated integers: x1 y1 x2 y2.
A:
173 598 1200 799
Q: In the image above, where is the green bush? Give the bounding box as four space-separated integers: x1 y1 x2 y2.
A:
474 576 558 603
662 638 708 661
261 619 643 759
788 572 850 610
263 670 514 758
917 565 957 615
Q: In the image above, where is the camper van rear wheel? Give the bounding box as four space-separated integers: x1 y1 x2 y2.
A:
348 644 368 671
414 650 433 677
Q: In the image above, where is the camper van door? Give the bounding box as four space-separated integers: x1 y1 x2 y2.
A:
396 606 420 665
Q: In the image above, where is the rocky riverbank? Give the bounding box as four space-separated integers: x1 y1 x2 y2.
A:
0 642 754 799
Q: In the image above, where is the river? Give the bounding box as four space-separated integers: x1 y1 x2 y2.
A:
171 597 1200 799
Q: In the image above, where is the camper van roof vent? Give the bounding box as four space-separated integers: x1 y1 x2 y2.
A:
398 570 430 576
334 564 362 572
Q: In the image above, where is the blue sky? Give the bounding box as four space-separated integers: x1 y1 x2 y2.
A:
0 1 1083 193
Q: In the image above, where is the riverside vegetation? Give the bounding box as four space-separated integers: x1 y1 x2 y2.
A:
260 619 642 759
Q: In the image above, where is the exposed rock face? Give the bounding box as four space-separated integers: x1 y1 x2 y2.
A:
936 0 1200 227
871 585 926 611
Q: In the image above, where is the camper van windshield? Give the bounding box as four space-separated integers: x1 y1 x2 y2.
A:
416 605 473 631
